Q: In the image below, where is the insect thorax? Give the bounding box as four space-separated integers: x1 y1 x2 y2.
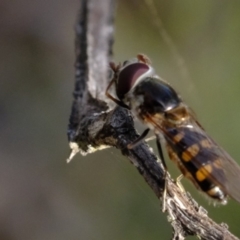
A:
124 77 188 126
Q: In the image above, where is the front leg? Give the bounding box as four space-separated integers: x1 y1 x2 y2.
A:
105 78 130 109
127 128 150 149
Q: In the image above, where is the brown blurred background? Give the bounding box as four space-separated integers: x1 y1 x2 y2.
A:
1 0 240 239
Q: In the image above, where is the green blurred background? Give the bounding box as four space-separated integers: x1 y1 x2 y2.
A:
1 0 240 239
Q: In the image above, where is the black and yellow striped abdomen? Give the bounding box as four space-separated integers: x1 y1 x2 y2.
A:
165 126 227 203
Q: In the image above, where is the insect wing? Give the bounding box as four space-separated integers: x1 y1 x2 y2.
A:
146 113 240 203
189 113 240 202
215 147 240 202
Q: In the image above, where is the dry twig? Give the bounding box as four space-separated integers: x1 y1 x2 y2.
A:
67 0 239 239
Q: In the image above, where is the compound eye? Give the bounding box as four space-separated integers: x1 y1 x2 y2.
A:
116 63 150 100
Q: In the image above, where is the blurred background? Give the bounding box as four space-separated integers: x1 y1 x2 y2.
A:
1 0 240 239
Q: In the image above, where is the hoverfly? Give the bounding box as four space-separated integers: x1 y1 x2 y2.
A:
106 54 240 204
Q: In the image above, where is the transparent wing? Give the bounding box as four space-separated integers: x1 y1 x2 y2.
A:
214 146 240 202
146 112 240 203
188 111 240 202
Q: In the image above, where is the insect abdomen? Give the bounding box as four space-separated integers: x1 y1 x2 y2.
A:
166 127 227 203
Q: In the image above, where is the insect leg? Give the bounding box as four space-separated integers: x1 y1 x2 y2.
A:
175 174 184 192
156 136 169 212
156 136 167 171
105 78 129 109
127 128 150 149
